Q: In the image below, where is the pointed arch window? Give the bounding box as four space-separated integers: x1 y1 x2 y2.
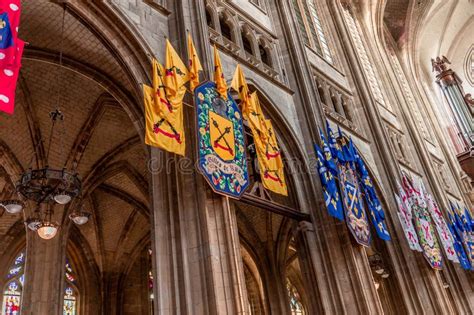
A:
206 8 214 29
286 280 306 315
242 33 254 57
259 43 272 67
148 248 155 315
2 251 25 315
63 259 78 315
219 16 233 42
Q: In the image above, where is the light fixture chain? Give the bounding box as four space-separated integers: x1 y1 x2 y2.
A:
55 4 67 113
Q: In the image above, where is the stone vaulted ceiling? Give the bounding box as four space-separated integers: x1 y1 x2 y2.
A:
416 0 474 94
0 0 149 275
383 0 411 43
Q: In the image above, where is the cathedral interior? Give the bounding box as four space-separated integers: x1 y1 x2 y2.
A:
0 0 473 314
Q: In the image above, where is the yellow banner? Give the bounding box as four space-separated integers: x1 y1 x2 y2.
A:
187 34 202 91
143 84 186 155
164 39 189 97
144 56 186 155
213 45 228 99
253 119 287 196
230 64 251 117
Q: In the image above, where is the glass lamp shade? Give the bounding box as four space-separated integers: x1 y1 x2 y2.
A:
37 222 59 240
374 266 384 275
54 193 72 205
69 212 91 225
26 218 42 231
2 200 24 214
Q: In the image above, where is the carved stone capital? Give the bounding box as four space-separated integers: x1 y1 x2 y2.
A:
298 221 315 233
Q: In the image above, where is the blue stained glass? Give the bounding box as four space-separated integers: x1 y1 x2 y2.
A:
14 252 24 265
63 258 78 315
3 250 25 315
7 266 21 278
65 259 73 273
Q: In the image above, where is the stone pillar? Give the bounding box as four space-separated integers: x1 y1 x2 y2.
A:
296 221 343 315
201 190 250 315
330 89 346 118
149 149 250 314
149 0 251 312
21 227 66 315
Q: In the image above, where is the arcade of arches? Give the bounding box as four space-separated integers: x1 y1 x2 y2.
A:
0 1 473 315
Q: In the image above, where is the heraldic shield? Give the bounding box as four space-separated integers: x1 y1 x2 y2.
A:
209 111 235 161
338 162 371 246
195 81 249 198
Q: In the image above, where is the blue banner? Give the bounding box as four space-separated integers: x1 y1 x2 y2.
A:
315 143 344 221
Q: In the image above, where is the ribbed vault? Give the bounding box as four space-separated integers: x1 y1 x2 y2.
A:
0 0 151 298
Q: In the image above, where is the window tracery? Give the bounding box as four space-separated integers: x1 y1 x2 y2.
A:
2 251 25 315
258 42 271 67
219 15 234 43
148 248 155 314
206 8 215 29
63 259 78 315
341 6 389 110
286 280 305 315
291 0 333 63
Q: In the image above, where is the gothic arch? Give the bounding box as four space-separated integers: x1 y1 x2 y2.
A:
0 140 24 182
257 37 275 68
205 3 219 30
64 231 102 315
339 135 405 314
116 236 152 315
0 236 26 296
218 9 241 44
49 1 160 137
240 241 268 315
232 81 330 313
241 24 259 57
245 82 318 212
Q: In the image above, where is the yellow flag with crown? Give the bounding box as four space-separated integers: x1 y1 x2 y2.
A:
213 45 228 99
187 33 203 91
231 64 251 117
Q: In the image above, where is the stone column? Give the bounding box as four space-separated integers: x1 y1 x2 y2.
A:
149 149 250 315
21 226 66 315
200 189 250 315
149 0 251 312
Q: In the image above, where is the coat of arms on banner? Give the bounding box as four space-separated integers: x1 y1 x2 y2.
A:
413 206 443 270
195 81 249 198
338 162 371 246
408 186 443 269
462 232 474 265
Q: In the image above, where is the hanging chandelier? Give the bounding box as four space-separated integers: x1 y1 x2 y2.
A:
0 5 90 240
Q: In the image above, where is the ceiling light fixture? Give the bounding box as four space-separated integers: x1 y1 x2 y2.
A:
1 5 90 240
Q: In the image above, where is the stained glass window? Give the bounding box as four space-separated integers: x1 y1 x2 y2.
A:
2 251 25 315
63 259 77 315
63 287 76 315
148 249 155 315
287 280 306 315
